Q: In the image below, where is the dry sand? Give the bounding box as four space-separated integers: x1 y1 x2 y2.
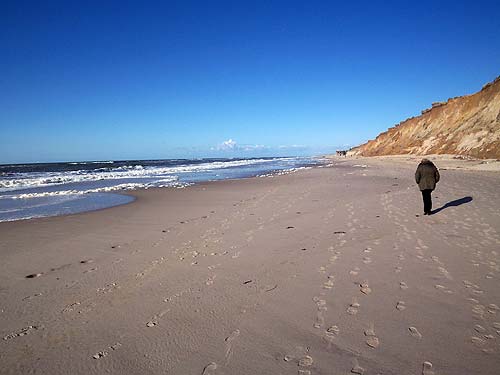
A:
347 154 500 171
1 158 499 375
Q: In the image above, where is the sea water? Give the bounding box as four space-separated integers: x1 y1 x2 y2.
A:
0 157 324 222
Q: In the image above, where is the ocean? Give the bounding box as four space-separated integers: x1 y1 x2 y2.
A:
0 156 325 222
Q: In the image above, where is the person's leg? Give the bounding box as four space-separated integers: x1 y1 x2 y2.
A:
422 189 432 214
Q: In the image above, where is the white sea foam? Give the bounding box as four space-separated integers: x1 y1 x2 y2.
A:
257 166 311 178
1 180 189 200
68 161 114 165
0 214 44 223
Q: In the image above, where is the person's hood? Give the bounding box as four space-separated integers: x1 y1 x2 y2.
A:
420 158 433 164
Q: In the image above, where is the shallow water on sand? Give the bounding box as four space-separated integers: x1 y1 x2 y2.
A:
0 193 135 222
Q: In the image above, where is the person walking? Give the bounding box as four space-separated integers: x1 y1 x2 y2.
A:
415 158 440 215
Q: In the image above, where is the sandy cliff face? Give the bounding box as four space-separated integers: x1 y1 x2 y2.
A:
351 76 500 159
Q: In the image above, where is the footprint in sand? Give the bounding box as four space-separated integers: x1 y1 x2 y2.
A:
22 293 43 301
326 325 340 336
463 280 475 289
92 350 109 359
314 311 325 329
224 329 240 362
313 296 327 307
474 324 486 333
329 254 340 263
471 336 486 347
202 362 217 375
206 276 216 286
347 298 360 315
323 276 335 289
362 257 372 264
298 355 313 367
488 304 500 314
324 325 339 347
284 345 310 365
225 330 240 343
422 361 435 375
146 309 170 327
313 297 327 328
25 273 43 279
92 342 122 359
62 302 81 313
400 281 408 290
435 284 454 294
294 355 313 374
365 336 380 348
395 266 402 273
351 359 365 374
472 304 485 319
360 281 372 295
409 326 422 339
364 324 380 348
438 267 452 280
349 267 360 276
3 325 42 340
97 282 118 294
396 301 406 311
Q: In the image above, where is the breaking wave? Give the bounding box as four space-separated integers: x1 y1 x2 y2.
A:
0 158 280 191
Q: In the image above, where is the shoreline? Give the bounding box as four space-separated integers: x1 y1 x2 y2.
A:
1 158 499 374
0 157 321 224
0 168 312 225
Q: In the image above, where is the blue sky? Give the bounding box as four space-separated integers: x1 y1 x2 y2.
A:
1 0 499 163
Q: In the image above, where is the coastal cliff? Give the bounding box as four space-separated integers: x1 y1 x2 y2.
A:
350 76 500 159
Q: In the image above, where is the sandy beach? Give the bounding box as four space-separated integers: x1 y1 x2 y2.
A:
1 157 499 375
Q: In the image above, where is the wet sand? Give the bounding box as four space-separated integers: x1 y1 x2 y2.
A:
1 158 499 375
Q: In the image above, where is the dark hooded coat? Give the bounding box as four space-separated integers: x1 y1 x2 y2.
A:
415 159 440 191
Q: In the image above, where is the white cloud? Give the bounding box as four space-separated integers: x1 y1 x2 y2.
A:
220 139 237 150
242 144 266 151
214 139 237 151
278 144 306 149
213 140 320 155
215 139 269 152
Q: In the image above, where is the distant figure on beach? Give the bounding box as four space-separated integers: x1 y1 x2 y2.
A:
415 158 440 215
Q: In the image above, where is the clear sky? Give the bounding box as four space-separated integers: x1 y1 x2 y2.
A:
1 0 499 163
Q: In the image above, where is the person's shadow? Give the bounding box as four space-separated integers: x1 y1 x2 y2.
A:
431 196 473 215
